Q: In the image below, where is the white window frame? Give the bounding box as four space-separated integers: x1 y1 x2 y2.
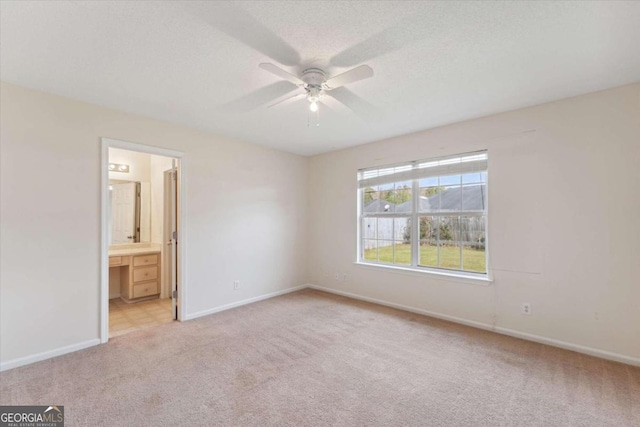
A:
357 151 490 282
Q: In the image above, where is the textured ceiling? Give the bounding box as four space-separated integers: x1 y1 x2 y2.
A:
1 1 639 156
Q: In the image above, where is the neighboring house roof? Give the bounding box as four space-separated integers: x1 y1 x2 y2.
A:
437 184 486 211
363 184 486 213
362 199 394 213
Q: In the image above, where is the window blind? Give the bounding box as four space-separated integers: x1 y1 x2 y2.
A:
358 151 488 188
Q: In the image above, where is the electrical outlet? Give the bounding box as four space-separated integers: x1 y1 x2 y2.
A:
233 280 239 290
334 272 340 281
341 273 348 282
522 303 531 315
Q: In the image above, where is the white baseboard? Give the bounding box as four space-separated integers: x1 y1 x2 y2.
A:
492 326 640 367
4 284 638 372
308 284 640 367
310 284 495 331
0 339 101 372
0 285 308 372
183 284 309 321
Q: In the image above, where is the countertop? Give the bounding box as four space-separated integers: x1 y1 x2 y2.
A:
109 243 162 257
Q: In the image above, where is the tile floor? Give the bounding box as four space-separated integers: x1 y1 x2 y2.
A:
109 297 173 338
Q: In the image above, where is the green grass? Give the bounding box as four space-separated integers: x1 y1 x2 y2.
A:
364 243 486 273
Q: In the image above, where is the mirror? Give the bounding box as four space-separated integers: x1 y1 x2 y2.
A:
109 180 151 244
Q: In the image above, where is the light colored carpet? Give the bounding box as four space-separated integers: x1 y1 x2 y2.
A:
1 289 639 426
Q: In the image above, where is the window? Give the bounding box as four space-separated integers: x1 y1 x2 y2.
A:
358 151 488 277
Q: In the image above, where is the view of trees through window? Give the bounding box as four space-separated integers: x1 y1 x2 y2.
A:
359 152 488 275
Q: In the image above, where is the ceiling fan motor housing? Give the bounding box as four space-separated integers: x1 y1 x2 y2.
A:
301 69 326 103
301 68 326 86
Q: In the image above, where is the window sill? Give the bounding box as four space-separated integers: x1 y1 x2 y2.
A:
353 261 493 285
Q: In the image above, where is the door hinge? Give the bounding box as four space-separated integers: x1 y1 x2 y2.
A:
172 171 177 180
172 231 178 241
172 290 177 299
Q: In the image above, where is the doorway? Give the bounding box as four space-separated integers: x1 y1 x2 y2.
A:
100 138 185 343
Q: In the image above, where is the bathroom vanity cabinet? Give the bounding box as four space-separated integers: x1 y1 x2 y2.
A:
109 246 161 303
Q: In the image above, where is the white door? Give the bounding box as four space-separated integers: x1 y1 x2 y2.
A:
111 183 136 244
170 160 178 320
162 171 172 300
163 161 178 320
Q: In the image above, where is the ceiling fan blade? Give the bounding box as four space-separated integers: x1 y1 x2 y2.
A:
219 81 297 113
190 3 300 66
268 92 306 108
259 63 304 85
330 16 430 68
324 65 373 90
325 87 383 121
320 95 350 115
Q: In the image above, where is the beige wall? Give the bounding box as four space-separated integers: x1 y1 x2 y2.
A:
0 82 309 365
1 80 638 368
308 84 640 361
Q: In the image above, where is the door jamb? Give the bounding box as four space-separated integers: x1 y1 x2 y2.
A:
100 138 186 344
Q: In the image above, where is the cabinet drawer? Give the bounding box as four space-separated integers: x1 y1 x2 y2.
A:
133 254 158 267
132 282 158 298
133 266 158 283
109 256 122 267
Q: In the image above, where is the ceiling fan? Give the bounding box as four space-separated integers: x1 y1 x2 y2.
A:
258 63 374 113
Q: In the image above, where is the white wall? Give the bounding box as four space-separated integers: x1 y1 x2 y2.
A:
308 84 640 362
108 147 150 183
0 82 308 365
108 148 152 245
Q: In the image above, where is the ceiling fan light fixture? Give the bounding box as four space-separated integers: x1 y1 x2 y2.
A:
258 62 374 120
306 86 321 112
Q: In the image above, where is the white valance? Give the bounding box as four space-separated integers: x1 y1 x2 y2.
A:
358 151 487 188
